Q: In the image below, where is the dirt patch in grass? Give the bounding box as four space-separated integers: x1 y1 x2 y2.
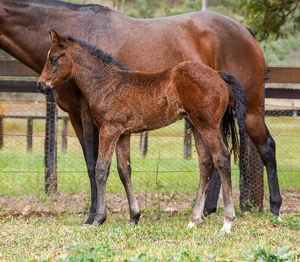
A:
0 190 299 220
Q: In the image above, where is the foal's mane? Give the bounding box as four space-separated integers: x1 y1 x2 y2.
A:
62 34 130 71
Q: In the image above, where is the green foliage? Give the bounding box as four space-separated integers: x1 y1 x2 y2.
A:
58 243 123 261
244 246 298 262
239 0 300 41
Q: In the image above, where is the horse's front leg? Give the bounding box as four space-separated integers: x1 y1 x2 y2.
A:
116 134 141 225
81 106 99 224
92 126 120 226
68 110 99 225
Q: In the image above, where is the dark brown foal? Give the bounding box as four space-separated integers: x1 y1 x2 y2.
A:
38 31 248 232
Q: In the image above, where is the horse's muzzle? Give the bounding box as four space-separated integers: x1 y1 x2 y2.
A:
37 81 52 95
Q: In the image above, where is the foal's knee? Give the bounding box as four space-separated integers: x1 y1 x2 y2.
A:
95 164 109 183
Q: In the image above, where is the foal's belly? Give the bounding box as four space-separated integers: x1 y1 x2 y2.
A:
122 98 186 134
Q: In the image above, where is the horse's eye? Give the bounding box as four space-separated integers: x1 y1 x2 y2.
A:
50 56 59 64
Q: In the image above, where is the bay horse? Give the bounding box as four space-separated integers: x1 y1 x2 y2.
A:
0 0 282 224
38 30 248 232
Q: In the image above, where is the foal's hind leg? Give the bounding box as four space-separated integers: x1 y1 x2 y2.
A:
189 127 215 227
201 129 235 232
245 112 282 217
116 134 141 225
190 123 235 232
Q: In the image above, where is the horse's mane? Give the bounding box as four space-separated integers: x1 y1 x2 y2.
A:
5 0 110 12
62 34 130 71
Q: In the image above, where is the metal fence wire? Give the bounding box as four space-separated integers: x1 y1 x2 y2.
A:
0 98 299 210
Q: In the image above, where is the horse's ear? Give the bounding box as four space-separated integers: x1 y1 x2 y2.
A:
49 29 66 45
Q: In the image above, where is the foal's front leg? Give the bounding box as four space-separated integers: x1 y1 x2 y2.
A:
92 126 121 226
116 134 141 225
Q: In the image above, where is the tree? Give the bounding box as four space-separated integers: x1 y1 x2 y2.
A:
240 0 300 41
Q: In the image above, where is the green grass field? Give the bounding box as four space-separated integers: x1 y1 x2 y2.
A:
0 112 300 261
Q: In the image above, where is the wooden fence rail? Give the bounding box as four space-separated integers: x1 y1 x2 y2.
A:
0 59 299 196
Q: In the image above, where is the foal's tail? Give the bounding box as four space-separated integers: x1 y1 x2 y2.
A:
218 71 247 162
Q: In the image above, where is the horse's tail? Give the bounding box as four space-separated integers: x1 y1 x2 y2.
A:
218 71 247 162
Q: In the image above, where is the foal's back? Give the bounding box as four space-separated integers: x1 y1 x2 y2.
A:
95 61 229 134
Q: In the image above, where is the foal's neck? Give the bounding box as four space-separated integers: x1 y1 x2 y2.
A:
71 50 120 102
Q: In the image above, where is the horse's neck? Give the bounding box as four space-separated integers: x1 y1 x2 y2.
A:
0 1 114 73
71 56 116 103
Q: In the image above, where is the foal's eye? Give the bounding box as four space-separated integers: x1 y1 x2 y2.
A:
50 56 59 64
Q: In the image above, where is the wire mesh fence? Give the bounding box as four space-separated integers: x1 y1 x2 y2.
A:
0 98 299 208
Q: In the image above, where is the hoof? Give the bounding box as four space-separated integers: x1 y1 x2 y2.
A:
83 216 95 225
130 211 141 226
91 214 106 227
220 217 235 233
188 221 197 229
203 207 217 217
188 218 203 229
270 207 280 217
220 224 231 234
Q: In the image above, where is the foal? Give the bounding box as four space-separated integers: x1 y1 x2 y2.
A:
38 30 247 232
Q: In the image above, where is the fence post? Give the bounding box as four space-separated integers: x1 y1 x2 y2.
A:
183 120 192 159
61 117 68 153
0 115 3 148
44 94 58 194
27 117 33 151
139 132 148 156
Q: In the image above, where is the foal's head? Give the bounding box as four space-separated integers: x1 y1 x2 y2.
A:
38 30 76 94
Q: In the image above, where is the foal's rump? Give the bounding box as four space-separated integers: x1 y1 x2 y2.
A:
172 62 247 160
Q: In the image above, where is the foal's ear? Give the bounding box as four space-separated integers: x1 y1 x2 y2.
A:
49 29 66 45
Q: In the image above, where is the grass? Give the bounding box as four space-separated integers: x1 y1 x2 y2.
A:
0 109 299 261
0 210 299 261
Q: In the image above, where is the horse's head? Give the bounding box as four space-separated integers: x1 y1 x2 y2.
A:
38 30 72 95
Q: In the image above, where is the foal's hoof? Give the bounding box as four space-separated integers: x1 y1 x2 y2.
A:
220 217 235 233
220 224 231 234
188 221 197 229
188 218 203 229
130 211 141 226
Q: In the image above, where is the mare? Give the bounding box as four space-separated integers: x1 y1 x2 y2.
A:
0 0 282 224
38 30 248 232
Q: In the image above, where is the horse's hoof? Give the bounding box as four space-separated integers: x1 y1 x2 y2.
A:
91 214 107 227
203 208 217 217
84 217 95 225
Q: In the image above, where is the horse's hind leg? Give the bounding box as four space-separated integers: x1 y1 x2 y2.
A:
245 112 282 217
188 127 215 227
116 134 141 225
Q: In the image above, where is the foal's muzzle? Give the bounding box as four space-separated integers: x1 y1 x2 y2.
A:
37 81 52 95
